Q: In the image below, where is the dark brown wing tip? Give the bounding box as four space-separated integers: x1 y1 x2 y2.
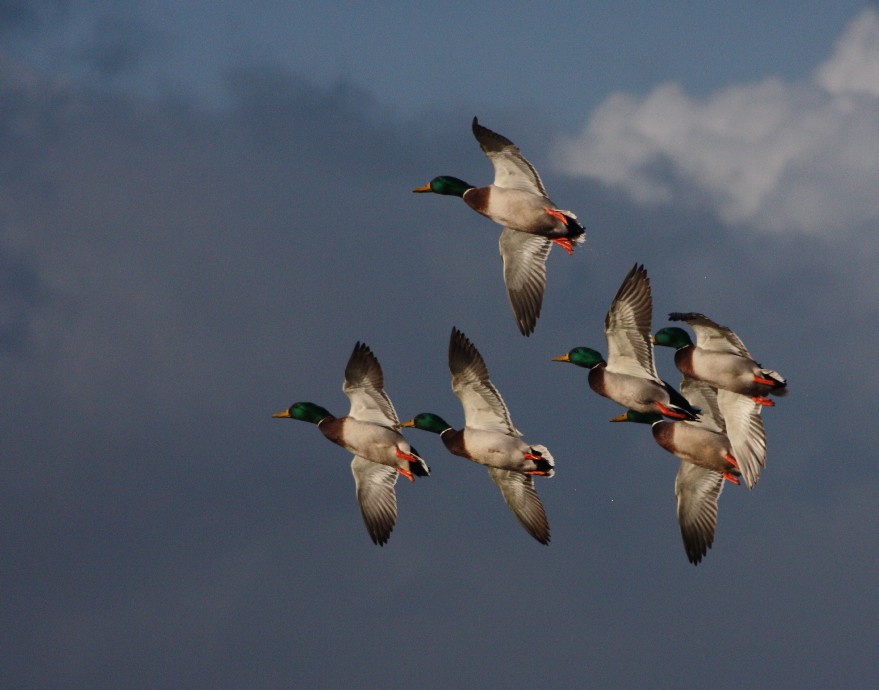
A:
681 525 713 565
346 340 383 380
348 341 374 367
449 326 472 353
448 326 490 377
620 262 648 288
684 537 710 565
668 312 706 322
449 325 471 363
471 116 516 150
630 262 647 280
471 116 483 139
613 262 650 303
368 526 392 546
523 516 550 545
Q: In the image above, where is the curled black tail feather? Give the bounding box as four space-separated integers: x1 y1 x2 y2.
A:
532 458 554 475
408 448 430 477
664 381 702 420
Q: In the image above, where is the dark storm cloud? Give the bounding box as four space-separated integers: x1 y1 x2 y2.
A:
0 245 44 352
76 14 163 79
1 46 877 690
0 0 66 35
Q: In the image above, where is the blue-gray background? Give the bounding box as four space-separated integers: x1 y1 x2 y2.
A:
3 2 877 688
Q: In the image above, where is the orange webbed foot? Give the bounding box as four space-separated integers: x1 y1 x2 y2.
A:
397 467 415 482
525 470 549 476
752 396 775 406
724 452 739 469
722 472 740 485
551 237 575 255
545 208 569 226
395 447 417 462
655 401 688 420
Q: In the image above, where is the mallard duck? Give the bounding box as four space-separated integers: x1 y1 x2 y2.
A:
553 264 700 420
612 377 767 564
413 117 585 336
401 327 554 544
653 312 788 406
273 342 429 546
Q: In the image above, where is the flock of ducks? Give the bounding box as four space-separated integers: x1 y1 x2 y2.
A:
274 118 787 564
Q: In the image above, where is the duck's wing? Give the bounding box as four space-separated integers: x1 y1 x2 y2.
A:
675 461 724 565
680 377 723 433
449 327 520 436
487 467 550 545
604 264 660 381
351 456 398 546
499 228 551 337
472 117 547 195
716 388 766 489
343 342 400 427
668 312 752 358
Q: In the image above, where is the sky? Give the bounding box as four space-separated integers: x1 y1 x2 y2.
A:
2 2 878 688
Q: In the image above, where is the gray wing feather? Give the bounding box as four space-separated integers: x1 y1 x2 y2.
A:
351 456 398 546
487 467 550 545
675 462 724 565
343 342 400 427
499 229 551 337
449 328 520 436
680 377 724 433
716 388 766 489
669 312 753 358
472 117 548 195
605 264 660 380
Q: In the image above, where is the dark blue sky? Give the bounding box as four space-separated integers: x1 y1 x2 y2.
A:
2 3 878 688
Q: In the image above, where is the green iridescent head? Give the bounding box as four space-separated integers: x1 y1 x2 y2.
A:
413 176 474 197
552 347 606 369
400 412 453 434
610 410 664 424
653 327 693 349
272 402 333 424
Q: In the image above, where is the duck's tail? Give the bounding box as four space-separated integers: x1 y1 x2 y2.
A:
757 368 788 396
663 382 702 421
408 447 431 477
553 209 586 243
525 444 555 478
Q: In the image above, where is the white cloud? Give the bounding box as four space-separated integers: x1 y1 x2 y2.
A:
558 8 879 235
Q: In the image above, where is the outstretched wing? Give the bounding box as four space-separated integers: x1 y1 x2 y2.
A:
669 312 752 358
716 388 766 489
487 467 550 545
449 327 520 436
675 461 724 565
351 456 398 546
343 342 400 427
605 264 660 381
679 377 722 433
499 229 551 337
472 117 547 195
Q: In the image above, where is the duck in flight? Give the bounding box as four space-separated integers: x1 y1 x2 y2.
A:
414 117 585 336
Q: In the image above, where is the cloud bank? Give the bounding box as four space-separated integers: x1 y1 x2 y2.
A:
3 8 879 688
558 8 879 235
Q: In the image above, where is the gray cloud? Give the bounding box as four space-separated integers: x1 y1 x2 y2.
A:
75 14 163 80
557 8 879 237
0 0 67 36
0 244 45 352
1 47 876 690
